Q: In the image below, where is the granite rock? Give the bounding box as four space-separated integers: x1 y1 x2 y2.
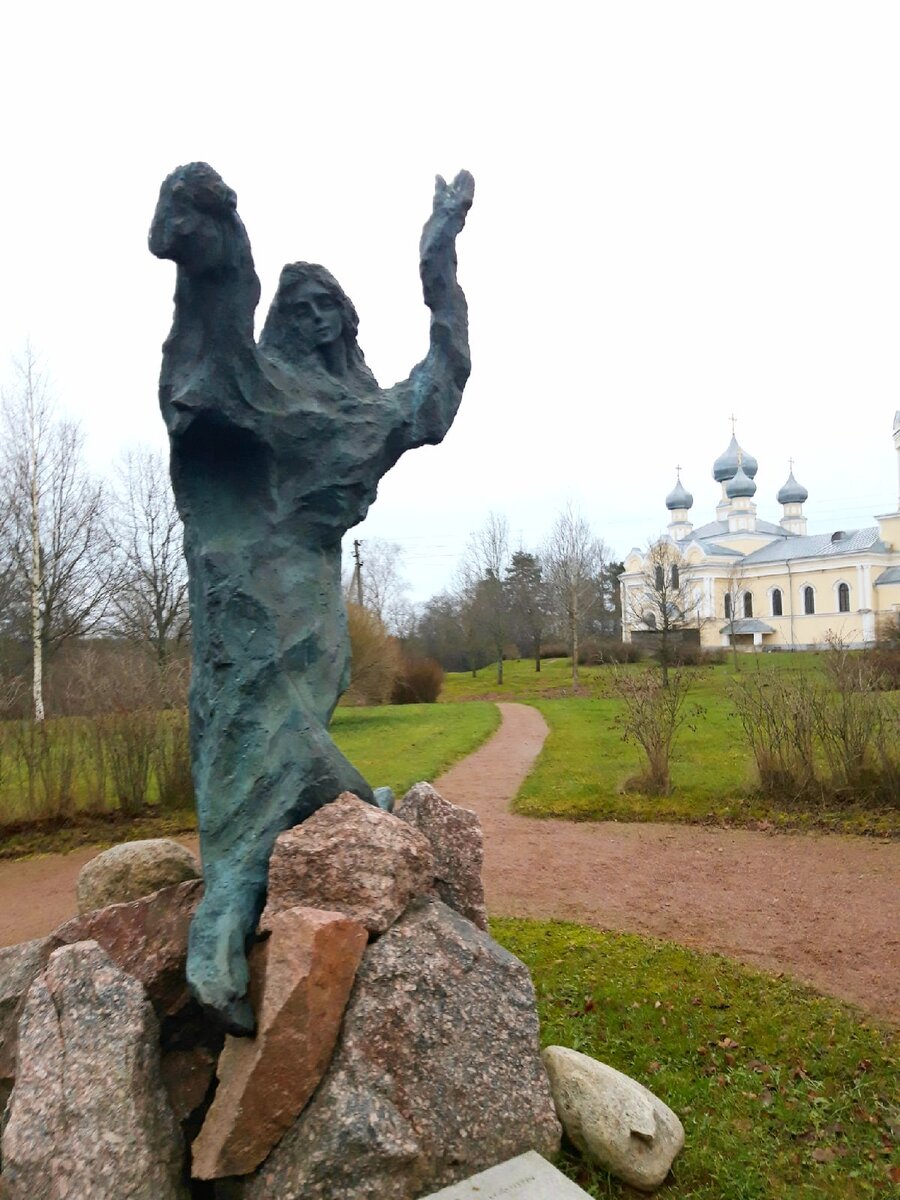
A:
394 782 487 929
77 838 201 913
192 906 367 1179
261 793 434 934
56 879 203 1016
238 897 560 1199
0 938 57 1114
542 1046 684 1192
1 940 187 1199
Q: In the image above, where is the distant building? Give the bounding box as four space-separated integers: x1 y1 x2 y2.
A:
620 413 900 650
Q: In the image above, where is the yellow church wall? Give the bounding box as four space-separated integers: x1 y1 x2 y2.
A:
876 512 900 550
707 534 775 555
875 581 900 614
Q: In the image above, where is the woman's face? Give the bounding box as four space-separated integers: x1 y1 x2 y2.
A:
281 281 342 347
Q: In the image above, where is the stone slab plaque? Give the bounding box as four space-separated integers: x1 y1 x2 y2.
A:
421 1150 592 1199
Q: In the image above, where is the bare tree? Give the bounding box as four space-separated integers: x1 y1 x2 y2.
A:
0 347 115 719
720 557 749 672
356 538 414 637
543 502 607 685
458 512 511 684
623 538 702 687
110 447 190 664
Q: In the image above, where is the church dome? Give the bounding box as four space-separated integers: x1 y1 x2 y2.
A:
713 436 758 482
665 476 693 510
726 462 757 498
777 470 808 505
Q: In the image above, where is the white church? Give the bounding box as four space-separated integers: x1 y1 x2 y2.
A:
620 413 900 651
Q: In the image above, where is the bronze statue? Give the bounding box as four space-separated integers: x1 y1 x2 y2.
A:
150 163 473 1032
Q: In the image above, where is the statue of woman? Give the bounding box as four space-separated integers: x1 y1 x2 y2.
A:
149 163 473 1032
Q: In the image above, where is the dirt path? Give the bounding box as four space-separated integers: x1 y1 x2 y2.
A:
433 703 900 1026
0 703 897 1024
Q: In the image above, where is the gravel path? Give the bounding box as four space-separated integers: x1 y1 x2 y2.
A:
0 702 896 1024
434 703 900 1025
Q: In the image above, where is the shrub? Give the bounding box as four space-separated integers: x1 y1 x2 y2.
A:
612 668 702 795
342 603 400 706
391 656 444 704
669 644 728 667
154 710 193 811
729 672 820 802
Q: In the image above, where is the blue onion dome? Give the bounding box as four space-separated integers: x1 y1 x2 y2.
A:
777 470 808 505
665 476 693 510
713 435 758 481
726 462 757 498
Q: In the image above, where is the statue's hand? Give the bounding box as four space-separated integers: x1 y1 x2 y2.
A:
149 162 238 273
419 170 475 304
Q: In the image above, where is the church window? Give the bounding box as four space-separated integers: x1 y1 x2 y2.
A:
803 586 815 615
670 564 680 589
724 593 732 619
655 566 664 591
771 588 783 617
743 592 753 618
838 582 850 613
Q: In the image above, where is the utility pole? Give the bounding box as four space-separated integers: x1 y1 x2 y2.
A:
352 539 364 606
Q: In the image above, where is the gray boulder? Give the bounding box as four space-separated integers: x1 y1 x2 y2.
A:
1 941 187 1199
238 897 560 1199
394 782 487 929
542 1046 684 1192
77 838 200 913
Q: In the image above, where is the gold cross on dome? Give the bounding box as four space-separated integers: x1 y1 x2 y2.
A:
729 414 737 435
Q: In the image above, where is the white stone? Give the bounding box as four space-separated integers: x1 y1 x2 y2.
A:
542 1046 684 1193
421 1150 591 1199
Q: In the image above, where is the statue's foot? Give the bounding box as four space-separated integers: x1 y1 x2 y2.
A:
373 786 395 813
187 895 257 1037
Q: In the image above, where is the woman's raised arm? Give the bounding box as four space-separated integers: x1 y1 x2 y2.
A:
150 163 262 436
384 170 474 453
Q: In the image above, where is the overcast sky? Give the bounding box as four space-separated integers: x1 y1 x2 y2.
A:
2 2 898 602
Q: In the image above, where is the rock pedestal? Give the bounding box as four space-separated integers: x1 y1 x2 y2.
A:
1 941 186 1199
0 784 570 1198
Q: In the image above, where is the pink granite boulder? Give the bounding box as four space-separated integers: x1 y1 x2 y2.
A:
394 782 487 929
262 793 434 934
192 906 368 1179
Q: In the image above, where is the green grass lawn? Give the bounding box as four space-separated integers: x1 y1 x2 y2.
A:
443 657 898 836
0 701 500 858
495 919 899 1199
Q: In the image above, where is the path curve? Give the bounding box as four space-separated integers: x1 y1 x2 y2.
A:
0 703 896 1024
434 703 900 1025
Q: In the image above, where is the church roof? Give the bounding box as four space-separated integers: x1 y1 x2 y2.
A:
776 470 809 505
875 565 900 585
665 477 693 510
713 435 758 482
719 618 776 634
691 518 789 540
741 527 886 564
726 463 757 499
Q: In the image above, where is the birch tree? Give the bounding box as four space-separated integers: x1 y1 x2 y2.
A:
0 348 114 719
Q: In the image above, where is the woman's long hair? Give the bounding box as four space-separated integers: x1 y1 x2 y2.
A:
259 262 376 387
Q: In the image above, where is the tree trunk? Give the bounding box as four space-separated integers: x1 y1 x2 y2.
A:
496 651 503 686
571 591 579 686
534 636 541 672
29 402 44 723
